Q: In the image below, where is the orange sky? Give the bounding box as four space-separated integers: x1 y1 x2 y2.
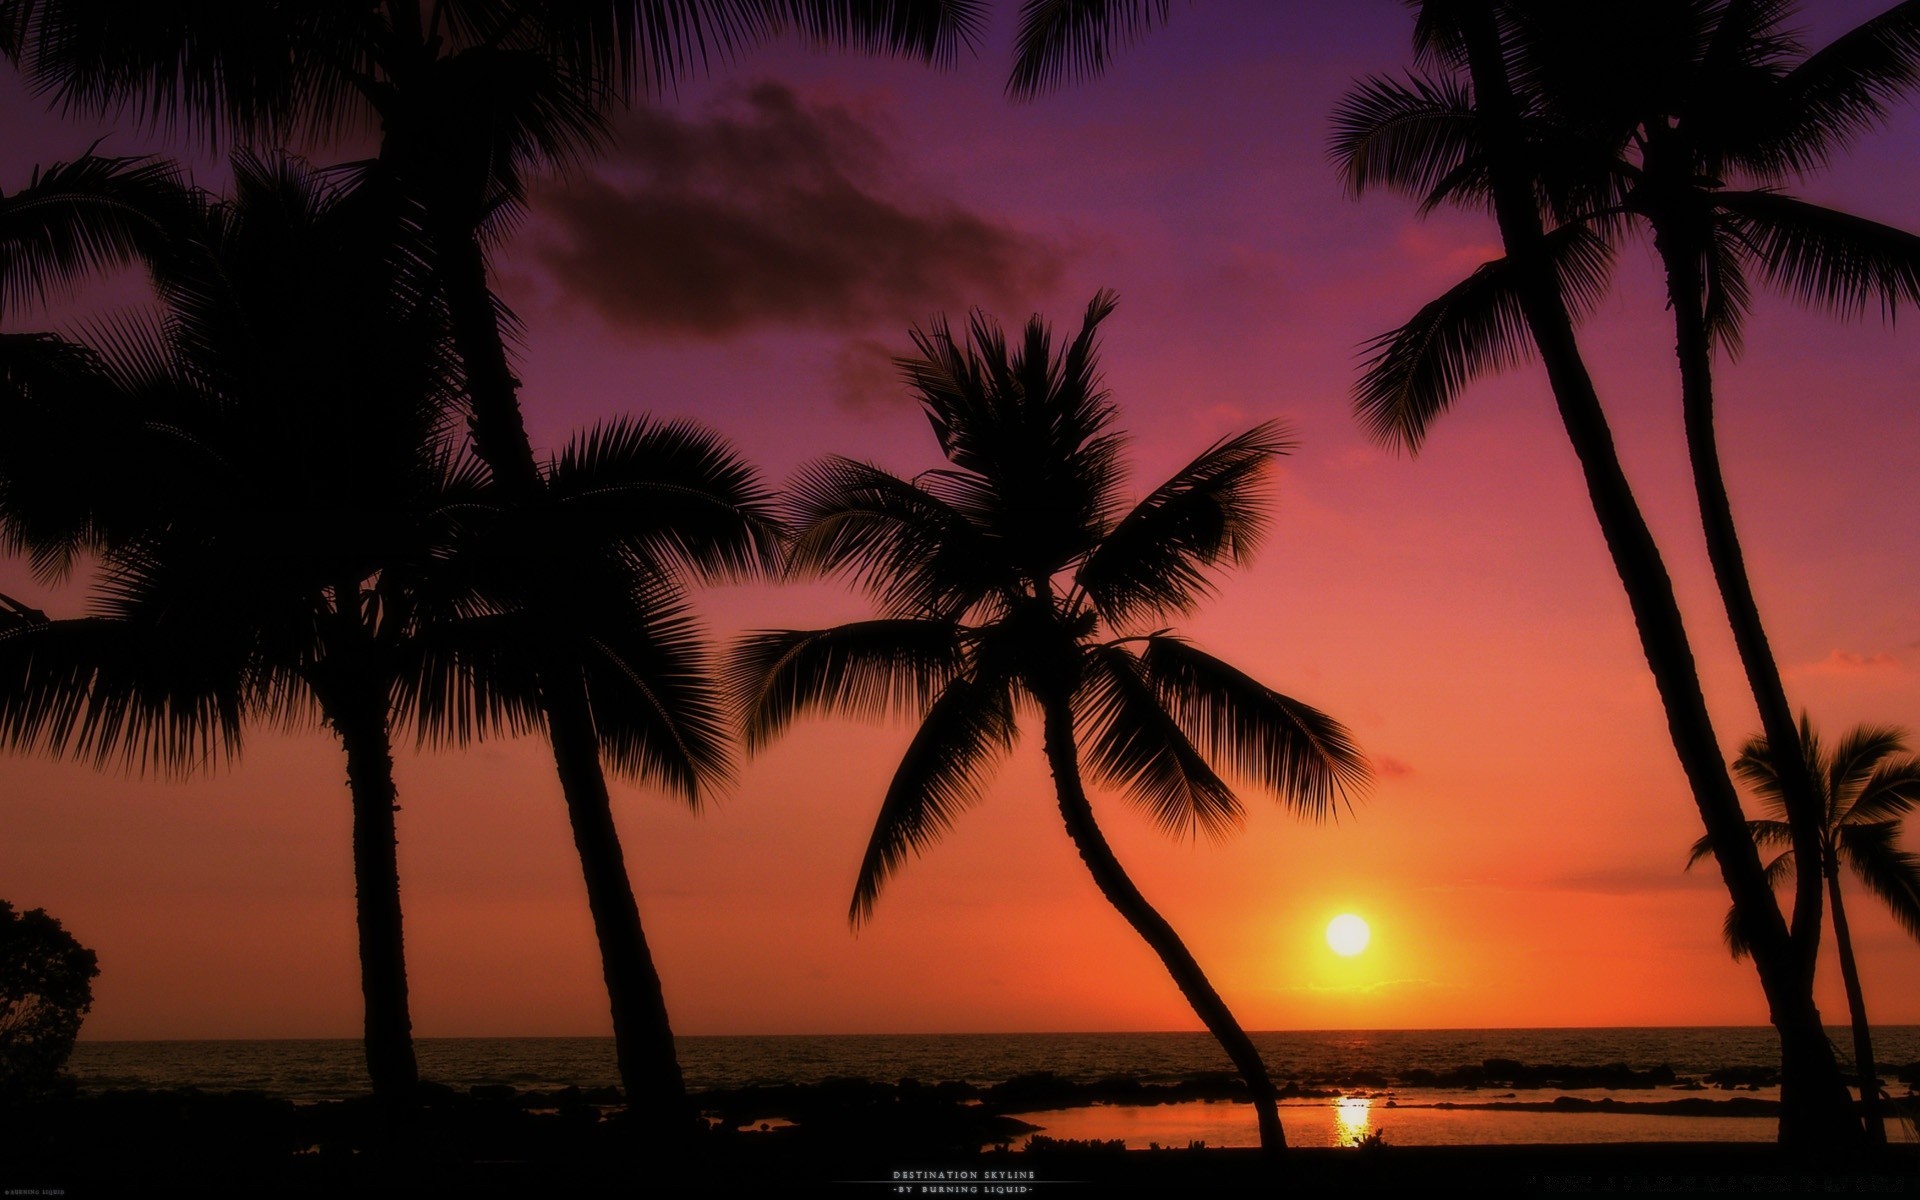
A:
2 1 1918 1040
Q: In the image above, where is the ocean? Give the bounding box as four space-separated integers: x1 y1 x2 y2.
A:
67 1028 1920 1149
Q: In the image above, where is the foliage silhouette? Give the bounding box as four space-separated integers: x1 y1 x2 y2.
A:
0 899 97 1101
1 0 985 1122
1691 717 1920 1144
0 152 468 1100
1402 0 1920 1009
1326 0 1864 1148
732 291 1369 1157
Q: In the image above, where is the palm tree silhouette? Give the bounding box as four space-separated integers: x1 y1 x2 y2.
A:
1326 1 1861 1146
418 414 781 1128
1690 717 1920 1145
1 0 984 1116
731 291 1369 1157
1496 0 1920 1021
0 152 471 1101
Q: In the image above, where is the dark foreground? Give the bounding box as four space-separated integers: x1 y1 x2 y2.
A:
4 1089 1915 1197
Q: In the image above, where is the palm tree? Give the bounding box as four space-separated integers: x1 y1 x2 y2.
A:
412 413 781 1129
1690 718 1920 1145
1323 1 1861 1146
1 0 984 1114
730 291 1370 1157
1500 0 1920 1014
0 152 469 1101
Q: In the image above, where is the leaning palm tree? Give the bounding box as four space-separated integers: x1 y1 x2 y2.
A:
1325 0 1860 1146
731 291 1370 1156
406 413 781 1129
1500 0 1920 1010
1691 718 1920 1145
1 0 984 1112
0 152 469 1102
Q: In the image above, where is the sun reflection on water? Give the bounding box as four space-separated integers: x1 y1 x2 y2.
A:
1334 1095 1372 1147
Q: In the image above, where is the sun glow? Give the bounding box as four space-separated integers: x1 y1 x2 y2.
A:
1326 914 1370 957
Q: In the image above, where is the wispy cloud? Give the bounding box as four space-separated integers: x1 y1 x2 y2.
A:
1277 977 1459 996
1793 649 1905 678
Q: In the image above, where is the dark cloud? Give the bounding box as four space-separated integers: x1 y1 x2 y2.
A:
827 336 911 413
1374 755 1413 779
1546 866 1721 896
532 82 1067 338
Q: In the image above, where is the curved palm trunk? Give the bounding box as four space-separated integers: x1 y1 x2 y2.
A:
1037 688 1286 1158
541 662 693 1133
329 676 420 1106
1450 2 1858 1148
1825 859 1885 1143
1651 205 1827 985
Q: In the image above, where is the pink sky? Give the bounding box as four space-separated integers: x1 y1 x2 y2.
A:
2 1 1917 1039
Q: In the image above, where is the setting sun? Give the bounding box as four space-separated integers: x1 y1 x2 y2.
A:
1326 914 1371 957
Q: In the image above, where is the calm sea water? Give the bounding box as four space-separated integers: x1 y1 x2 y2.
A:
67 1027 1920 1148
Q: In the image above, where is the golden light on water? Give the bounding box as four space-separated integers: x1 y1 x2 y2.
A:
1326 914 1370 957
1334 1095 1373 1147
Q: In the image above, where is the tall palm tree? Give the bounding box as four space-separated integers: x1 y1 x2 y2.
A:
411 413 781 1129
1 0 984 1114
730 291 1370 1157
0 152 469 1101
1501 0 1920 1010
1323 0 1861 1146
1691 718 1920 1145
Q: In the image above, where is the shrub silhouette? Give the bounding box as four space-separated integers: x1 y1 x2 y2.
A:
0 899 97 1100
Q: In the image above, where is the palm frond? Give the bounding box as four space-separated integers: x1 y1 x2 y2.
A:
1769 2 1920 173
1137 634 1367 820
0 611 246 776
902 290 1128 582
0 153 188 317
545 415 783 583
1076 642 1242 840
1007 0 1169 96
392 610 546 751
1718 190 1920 320
583 596 733 808
785 456 1004 618
850 671 1014 925
773 0 986 67
1843 756 1920 824
1075 421 1291 625
1 0 346 143
1703 216 1755 355
1353 221 1615 453
1329 72 1481 202
1823 723 1911 816
729 619 965 751
1839 820 1920 942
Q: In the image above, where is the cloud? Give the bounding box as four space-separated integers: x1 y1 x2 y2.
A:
1544 866 1720 896
827 336 910 413
1278 977 1459 996
1374 755 1414 779
531 82 1067 339
1795 649 1905 677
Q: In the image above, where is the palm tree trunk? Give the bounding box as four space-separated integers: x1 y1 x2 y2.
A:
541 665 693 1133
1036 687 1286 1157
1825 859 1886 1143
1449 1 1859 1148
330 678 420 1106
1652 206 1827 987
432 221 545 500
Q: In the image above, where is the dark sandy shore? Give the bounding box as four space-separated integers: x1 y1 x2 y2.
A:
4 1086 1916 1197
